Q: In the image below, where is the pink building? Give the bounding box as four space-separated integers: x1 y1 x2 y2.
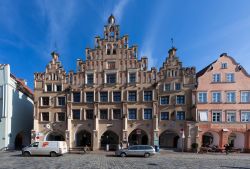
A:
195 53 250 152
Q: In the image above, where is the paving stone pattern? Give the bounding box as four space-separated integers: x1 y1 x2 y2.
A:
0 151 250 169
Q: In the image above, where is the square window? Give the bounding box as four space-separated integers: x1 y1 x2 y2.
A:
241 91 250 103
42 97 50 106
176 95 185 104
58 97 66 106
213 74 221 83
100 92 108 102
212 111 221 122
176 111 185 120
226 92 236 103
221 63 227 69
86 92 94 103
160 96 169 105
86 109 94 119
144 109 152 120
106 73 116 84
164 84 171 91
128 91 137 102
175 83 181 90
129 73 136 83
58 112 65 121
198 92 207 103
42 112 49 121
113 109 121 119
113 91 121 102
144 91 152 101
46 84 52 92
128 109 137 120
199 111 208 121
161 112 169 120
56 85 62 92
227 112 236 122
73 109 81 120
87 74 93 84
241 111 250 122
73 92 81 102
100 109 108 119
226 73 234 82
212 92 221 103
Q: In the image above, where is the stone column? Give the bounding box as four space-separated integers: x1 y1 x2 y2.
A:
153 102 159 146
122 102 128 148
93 103 99 150
220 130 229 149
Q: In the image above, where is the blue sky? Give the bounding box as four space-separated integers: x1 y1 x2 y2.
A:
1 0 250 89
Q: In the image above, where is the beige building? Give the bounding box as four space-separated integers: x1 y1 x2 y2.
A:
33 15 197 151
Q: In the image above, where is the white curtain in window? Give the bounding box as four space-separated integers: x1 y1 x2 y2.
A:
199 111 208 121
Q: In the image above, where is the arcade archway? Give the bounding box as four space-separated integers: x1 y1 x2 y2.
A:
228 132 245 149
100 130 119 150
159 130 180 148
76 130 92 147
46 132 65 141
14 132 24 150
128 129 149 145
202 131 219 146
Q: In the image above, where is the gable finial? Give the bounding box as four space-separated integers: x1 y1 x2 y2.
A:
171 38 174 48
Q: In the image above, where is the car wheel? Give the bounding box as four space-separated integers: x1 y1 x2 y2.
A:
50 152 57 157
144 153 150 158
23 151 31 157
120 152 126 157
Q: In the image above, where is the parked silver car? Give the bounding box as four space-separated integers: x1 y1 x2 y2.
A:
115 145 156 157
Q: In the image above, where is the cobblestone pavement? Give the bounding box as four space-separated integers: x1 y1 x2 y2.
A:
0 150 250 169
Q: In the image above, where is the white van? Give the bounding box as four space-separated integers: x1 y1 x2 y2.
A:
22 141 68 157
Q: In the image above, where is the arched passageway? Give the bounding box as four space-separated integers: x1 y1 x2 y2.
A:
128 129 149 145
202 131 219 147
15 132 24 150
100 130 119 150
159 130 180 148
46 132 65 141
228 132 245 149
76 130 92 147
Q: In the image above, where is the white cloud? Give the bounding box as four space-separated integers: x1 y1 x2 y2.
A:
140 2 169 70
35 0 78 55
113 0 129 22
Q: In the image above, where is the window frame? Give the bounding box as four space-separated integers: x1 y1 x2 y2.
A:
176 95 185 105
160 112 169 120
57 96 66 106
128 91 137 102
176 111 185 120
41 112 50 122
128 109 137 120
100 109 108 120
72 109 81 120
212 111 221 122
143 91 153 102
227 111 236 122
241 111 250 122
143 108 152 120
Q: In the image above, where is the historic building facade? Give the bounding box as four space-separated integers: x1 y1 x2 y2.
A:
32 15 250 152
195 53 250 152
33 15 197 151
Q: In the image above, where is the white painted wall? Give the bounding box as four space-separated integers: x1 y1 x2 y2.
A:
0 64 33 149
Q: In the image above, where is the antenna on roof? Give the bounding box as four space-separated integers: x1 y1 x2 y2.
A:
171 38 174 48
